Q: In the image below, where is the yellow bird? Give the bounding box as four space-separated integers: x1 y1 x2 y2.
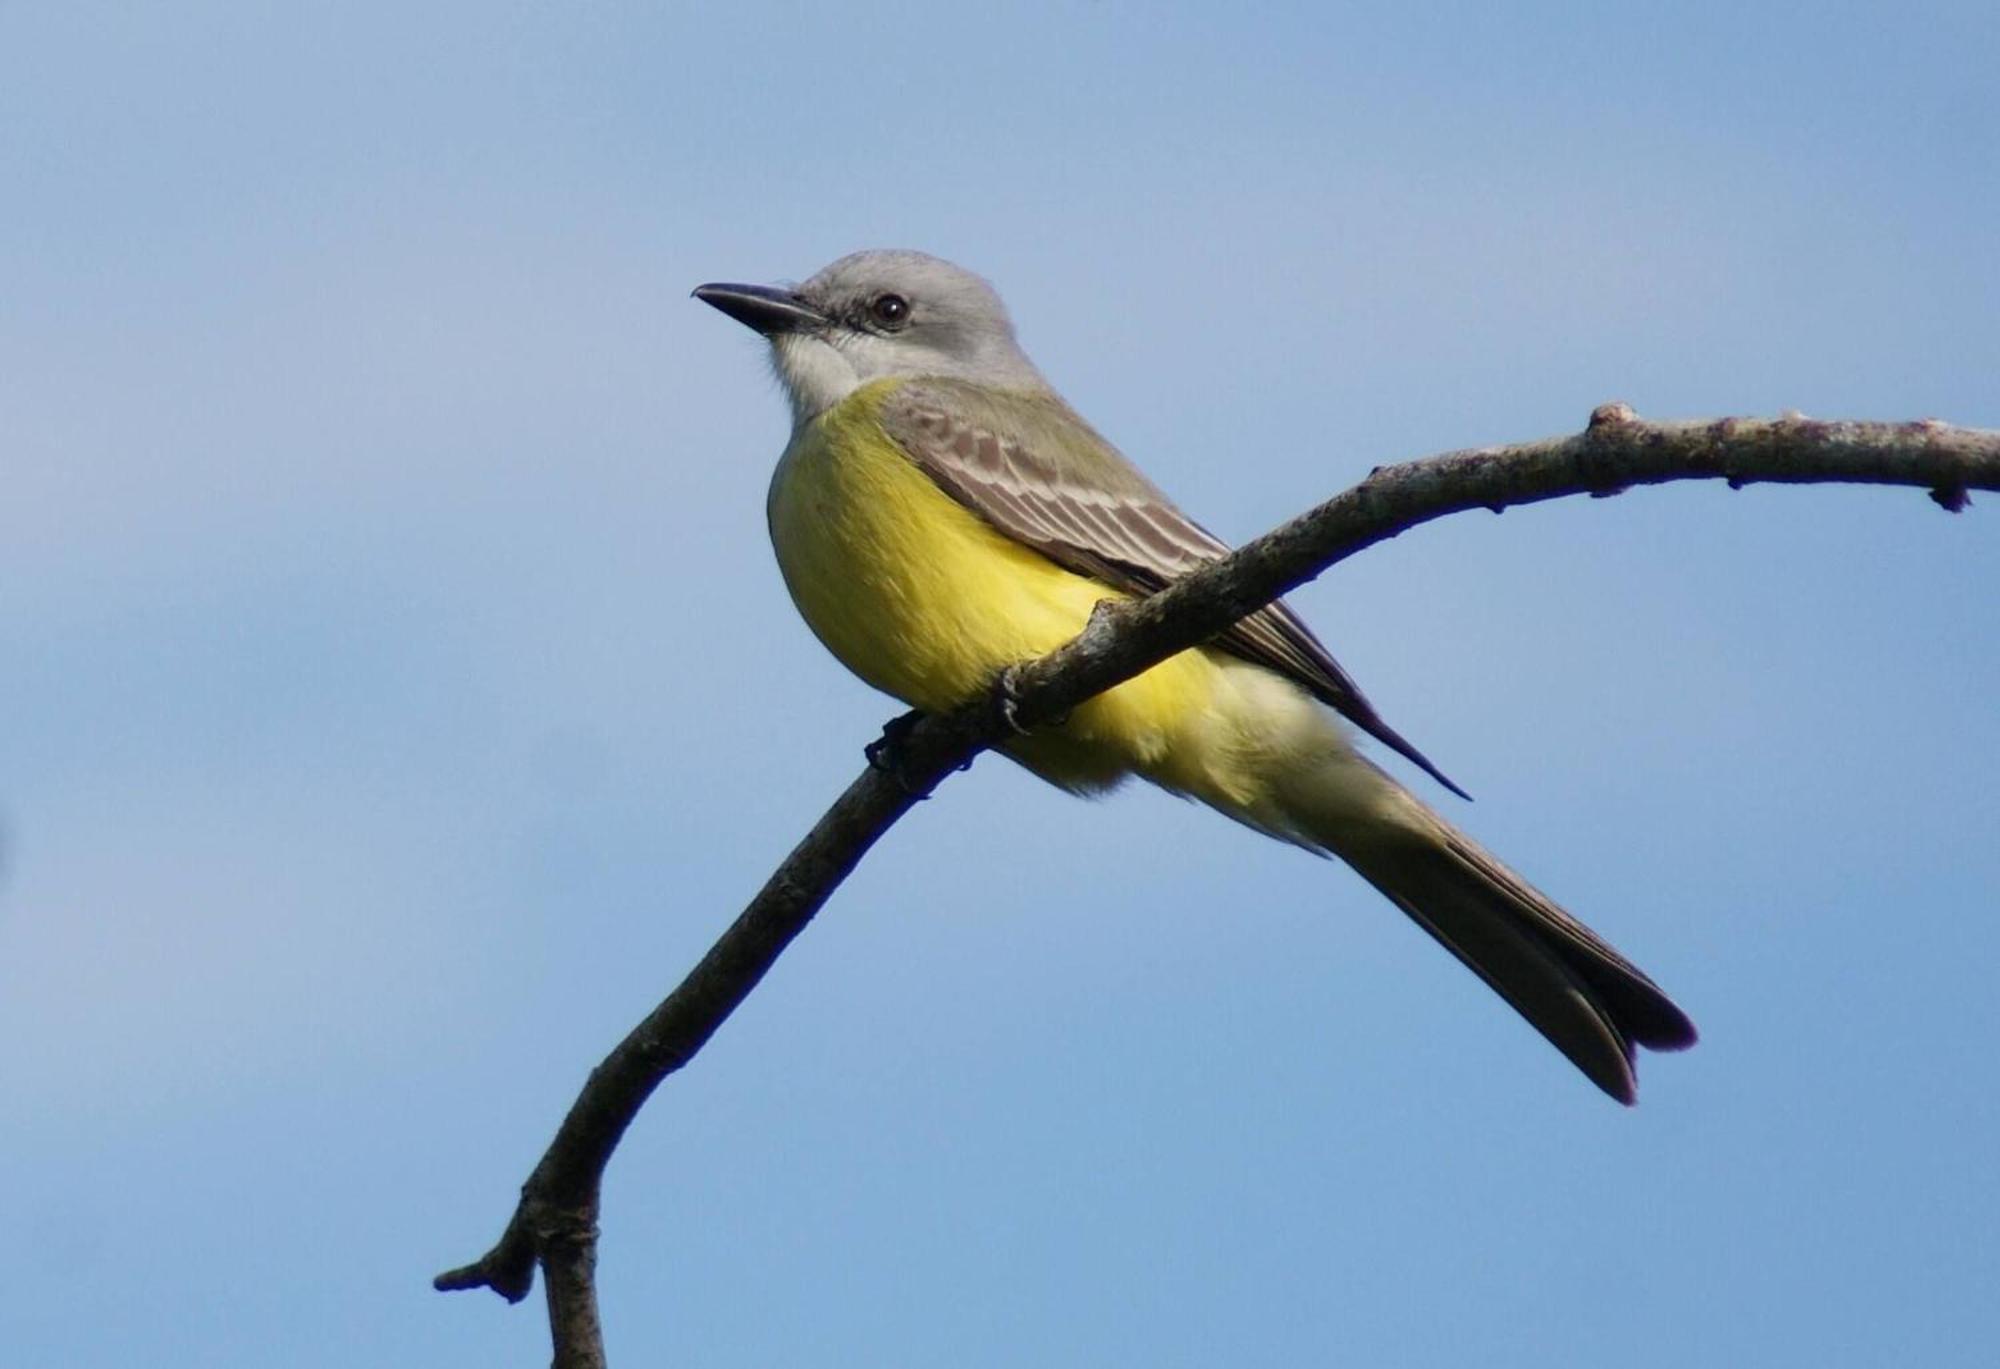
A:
696 250 1695 1102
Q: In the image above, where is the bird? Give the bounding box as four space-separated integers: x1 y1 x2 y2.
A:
694 250 1695 1102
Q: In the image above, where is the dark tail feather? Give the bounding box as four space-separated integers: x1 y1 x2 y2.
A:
1342 821 1696 1104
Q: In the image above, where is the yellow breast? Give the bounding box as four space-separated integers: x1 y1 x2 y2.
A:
766 379 1119 714
764 378 1304 809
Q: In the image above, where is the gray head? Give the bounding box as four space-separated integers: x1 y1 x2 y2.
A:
694 250 1048 424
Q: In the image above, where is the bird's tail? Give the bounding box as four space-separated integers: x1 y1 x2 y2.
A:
1282 755 1698 1103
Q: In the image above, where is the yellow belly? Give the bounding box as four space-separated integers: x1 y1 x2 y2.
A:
765 379 1326 814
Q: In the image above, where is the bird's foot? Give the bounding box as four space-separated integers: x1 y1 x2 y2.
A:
990 666 1035 737
989 663 1071 733
864 709 934 794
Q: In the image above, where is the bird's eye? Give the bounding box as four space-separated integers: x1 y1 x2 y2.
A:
868 292 911 329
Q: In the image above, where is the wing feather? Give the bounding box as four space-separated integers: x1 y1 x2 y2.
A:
879 379 1468 797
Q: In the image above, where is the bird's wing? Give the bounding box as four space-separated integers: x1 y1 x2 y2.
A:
878 378 1467 797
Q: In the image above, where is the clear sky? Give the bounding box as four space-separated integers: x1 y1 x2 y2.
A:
4 4 1997 1365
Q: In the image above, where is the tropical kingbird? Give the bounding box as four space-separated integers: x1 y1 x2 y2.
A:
695 250 1695 1102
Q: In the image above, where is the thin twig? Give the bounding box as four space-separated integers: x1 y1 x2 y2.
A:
435 407 1998 1366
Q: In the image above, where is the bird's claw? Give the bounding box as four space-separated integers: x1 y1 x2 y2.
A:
991 666 1034 736
991 663 1073 732
865 710 931 795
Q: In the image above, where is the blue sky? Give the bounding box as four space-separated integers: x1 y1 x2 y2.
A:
4 3 1996 1365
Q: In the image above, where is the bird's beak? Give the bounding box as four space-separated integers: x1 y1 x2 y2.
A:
692 282 827 336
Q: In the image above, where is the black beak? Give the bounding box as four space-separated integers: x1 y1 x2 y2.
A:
692 282 827 336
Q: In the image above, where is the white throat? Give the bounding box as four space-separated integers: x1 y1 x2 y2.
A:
769 334 862 428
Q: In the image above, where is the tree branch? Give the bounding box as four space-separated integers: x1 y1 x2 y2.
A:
435 407 1998 1364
